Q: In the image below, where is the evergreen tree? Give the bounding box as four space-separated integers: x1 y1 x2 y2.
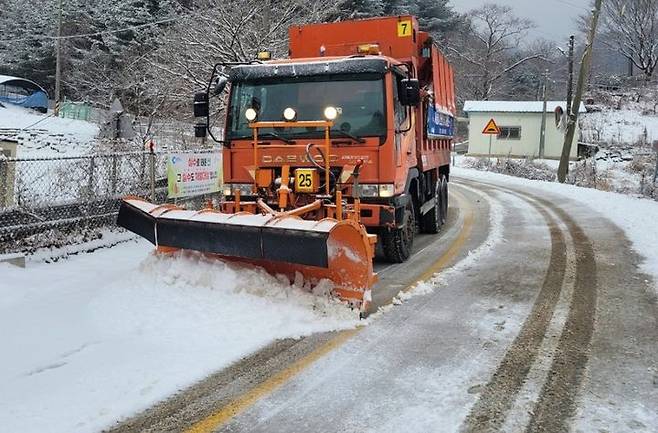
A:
64 0 179 104
337 0 461 37
413 0 460 34
0 0 58 90
339 0 385 18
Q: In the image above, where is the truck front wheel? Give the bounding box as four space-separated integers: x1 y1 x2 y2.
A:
382 202 415 263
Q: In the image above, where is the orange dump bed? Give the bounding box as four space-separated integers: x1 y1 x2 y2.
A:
289 15 425 60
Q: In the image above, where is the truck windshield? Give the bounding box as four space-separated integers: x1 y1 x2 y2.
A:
227 74 386 141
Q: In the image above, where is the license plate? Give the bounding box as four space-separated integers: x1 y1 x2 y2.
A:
295 169 319 193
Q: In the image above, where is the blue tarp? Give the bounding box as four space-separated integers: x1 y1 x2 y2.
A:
0 90 48 111
427 105 454 139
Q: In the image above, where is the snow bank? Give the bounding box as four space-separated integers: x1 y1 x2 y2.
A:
0 241 358 433
453 166 658 295
0 104 98 156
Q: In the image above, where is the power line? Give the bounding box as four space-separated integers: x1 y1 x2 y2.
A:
554 0 589 12
0 17 178 43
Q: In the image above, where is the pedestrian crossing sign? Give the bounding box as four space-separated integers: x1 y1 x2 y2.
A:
482 118 500 135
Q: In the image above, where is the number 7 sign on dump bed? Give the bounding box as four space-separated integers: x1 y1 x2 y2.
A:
167 152 222 199
397 20 412 37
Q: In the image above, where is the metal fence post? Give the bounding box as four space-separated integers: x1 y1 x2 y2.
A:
140 152 146 186
0 159 7 209
653 141 658 184
111 154 118 196
149 151 156 202
88 156 95 199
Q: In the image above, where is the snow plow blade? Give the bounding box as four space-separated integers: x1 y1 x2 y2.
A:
117 197 377 311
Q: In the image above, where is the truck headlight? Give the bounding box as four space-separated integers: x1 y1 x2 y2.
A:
283 107 297 121
223 183 253 196
360 184 379 197
359 184 395 197
324 106 338 120
378 184 395 197
245 108 258 122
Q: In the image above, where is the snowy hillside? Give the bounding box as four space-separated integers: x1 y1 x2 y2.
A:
0 104 99 156
582 108 658 145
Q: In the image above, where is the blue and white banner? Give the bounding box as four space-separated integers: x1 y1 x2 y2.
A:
427 105 455 139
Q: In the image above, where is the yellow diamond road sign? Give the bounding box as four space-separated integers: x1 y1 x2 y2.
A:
482 118 501 135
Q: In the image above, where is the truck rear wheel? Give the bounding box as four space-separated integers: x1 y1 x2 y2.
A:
421 180 443 234
382 202 415 263
441 176 448 222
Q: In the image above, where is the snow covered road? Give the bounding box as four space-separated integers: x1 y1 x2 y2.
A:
112 172 655 433
1 170 656 433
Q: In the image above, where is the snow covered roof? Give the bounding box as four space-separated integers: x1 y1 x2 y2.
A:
0 74 47 94
463 100 586 114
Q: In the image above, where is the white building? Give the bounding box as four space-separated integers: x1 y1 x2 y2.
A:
463 101 586 160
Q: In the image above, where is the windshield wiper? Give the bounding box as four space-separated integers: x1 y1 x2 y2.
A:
229 132 295 144
330 129 365 143
258 132 295 144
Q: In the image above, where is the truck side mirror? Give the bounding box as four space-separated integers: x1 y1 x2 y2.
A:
194 92 209 117
194 124 207 138
194 92 209 138
213 75 229 96
399 78 420 106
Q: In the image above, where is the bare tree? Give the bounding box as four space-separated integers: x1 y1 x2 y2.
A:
600 0 658 79
446 3 545 100
133 0 339 122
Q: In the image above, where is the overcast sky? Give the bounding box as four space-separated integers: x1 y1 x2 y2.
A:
452 0 591 43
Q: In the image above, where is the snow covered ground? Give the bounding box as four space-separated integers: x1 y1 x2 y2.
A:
0 104 99 157
0 240 358 433
581 107 658 145
453 165 658 295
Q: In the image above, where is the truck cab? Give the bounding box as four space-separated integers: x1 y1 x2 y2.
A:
212 16 456 262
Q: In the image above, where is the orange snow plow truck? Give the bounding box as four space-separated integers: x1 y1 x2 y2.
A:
117 16 456 315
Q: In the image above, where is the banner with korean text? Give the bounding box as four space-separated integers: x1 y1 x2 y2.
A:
167 152 222 198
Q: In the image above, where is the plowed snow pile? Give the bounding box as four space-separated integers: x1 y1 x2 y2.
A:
0 239 358 433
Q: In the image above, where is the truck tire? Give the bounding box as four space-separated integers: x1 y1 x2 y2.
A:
421 180 443 234
382 201 415 263
440 176 448 223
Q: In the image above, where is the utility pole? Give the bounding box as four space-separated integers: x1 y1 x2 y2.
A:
627 57 634 78
54 0 62 116
558 0 603 183
539 69 549 159
566 35 575 118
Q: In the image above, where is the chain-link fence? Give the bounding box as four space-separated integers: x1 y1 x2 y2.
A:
0 149 221 254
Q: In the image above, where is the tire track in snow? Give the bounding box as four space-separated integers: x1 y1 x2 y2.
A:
457 179 598 433
525 197 597 433
458 183 568 433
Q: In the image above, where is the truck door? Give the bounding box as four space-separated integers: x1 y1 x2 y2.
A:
393 74 410 168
